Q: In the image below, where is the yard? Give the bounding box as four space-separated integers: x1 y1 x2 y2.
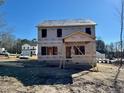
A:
0 60 124 93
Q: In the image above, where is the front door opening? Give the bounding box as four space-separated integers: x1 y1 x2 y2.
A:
66 46 71 58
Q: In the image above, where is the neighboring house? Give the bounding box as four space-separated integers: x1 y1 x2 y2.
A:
21 44 37 56
30 44 38 55
37 19 96 65
96 51 105 60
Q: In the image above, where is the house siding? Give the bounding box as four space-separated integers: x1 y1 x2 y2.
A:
38 26 95 41
37 22 96 65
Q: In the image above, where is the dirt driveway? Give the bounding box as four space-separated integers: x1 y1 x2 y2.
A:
0 61 124 93
0 55 37 62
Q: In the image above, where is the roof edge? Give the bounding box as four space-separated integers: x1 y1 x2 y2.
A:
63 31 96 40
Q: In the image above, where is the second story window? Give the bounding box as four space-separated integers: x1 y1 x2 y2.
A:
86 28 91 35
42 29 47 38
57 29 62 37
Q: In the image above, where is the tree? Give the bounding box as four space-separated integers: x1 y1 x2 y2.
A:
117 0 124 65
0 31 16 53
21 39 31 45
96 39 106 53
0 0 4 5
31 38 37 44
13 39 22 54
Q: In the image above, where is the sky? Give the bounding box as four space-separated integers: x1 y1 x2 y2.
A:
0 0 122 44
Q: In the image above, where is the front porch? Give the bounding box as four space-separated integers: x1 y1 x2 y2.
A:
63 42 95 63
63 31 96 64
38 31 96 65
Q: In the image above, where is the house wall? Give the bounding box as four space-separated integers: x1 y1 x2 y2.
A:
38 43 63 60
38 25 95 42
38 41 96 64
21 44 37 55
96 51 105 60
37 25 96 64
64 41 96 64
22 50 31 56
30 46 37 55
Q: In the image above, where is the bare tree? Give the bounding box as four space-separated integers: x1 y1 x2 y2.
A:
0 0 4 5
115 0 124 65
120 0 124 66
0 31 16 52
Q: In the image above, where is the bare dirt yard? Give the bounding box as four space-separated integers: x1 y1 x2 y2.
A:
0 60 124 93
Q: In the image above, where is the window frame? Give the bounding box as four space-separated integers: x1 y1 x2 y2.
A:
41 47 47 55
57 29 62 37
53 47 58 55
85 28 91 35
41 47 58 55
74 46 85 55
41 29 47 38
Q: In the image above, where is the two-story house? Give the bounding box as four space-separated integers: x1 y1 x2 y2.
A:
37 19 96 66
21 44 37 56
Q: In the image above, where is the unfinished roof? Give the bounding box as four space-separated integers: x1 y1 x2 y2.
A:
37 19 96 27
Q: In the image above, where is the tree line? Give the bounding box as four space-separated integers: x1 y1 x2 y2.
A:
96 39 124 59
0 31 37 54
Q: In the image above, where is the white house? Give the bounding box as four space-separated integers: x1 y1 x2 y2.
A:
96 51 105 60
37 19 96 66
21 44 37 56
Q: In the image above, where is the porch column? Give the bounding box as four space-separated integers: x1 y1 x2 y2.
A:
71 46 75 57
59 43 66 69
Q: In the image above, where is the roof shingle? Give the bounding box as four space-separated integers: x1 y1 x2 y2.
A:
37 19 96 27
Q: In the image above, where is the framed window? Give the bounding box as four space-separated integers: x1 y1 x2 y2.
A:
41 47 58 55
47 47 53 55
42 29 47 38
74 46 79 55
86 28 91 35
41 47 47 55
53 47 58 55
80 46 85 55
57 29 62 37
74 46 85 55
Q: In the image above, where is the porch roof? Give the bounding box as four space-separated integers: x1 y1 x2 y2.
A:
63 31 95 43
